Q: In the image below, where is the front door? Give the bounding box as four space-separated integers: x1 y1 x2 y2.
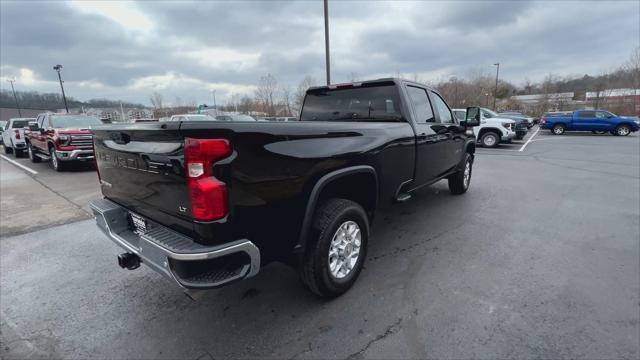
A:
429 90 464 175
405 84 448 188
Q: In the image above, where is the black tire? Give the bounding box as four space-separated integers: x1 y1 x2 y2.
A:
27 143 40 163
615 125 631 136
3 145 12 154
552 124 565 135
480 131 499 148
300 198 369 298
49 145 64 171
448 153 473 195
13 148 23 158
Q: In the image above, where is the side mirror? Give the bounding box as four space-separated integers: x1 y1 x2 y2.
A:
465 107 481 127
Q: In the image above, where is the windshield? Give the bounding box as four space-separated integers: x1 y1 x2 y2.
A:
300 84 403 122
50 115 102 128
11 120 30 128
184 115 216 121
481 108 500 118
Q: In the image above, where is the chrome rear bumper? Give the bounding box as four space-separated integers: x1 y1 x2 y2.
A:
90 198 260 289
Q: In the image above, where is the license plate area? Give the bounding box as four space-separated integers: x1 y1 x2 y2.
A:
128 212 149 235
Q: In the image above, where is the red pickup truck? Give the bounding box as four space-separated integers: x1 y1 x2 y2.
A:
25 113 103 171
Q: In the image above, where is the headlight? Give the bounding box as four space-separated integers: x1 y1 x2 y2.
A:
59 135 70 144
502 122 512 129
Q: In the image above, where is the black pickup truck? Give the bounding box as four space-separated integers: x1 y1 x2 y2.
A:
89 78 480 297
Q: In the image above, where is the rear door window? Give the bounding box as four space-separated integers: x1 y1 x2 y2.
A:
406 86 435 123
578 111 596 118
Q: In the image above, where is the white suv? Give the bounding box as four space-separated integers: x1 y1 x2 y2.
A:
453 108 515 148
2 118 35 157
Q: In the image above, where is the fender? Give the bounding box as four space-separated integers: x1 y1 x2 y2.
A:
295 165 378 251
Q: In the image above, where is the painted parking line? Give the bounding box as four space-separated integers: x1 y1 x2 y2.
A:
519 126 540 152
0 154 38 175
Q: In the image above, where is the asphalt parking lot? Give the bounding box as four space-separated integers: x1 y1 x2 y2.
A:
1 128 639 359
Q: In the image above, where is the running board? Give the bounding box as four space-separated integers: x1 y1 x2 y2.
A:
35 153 51 160
396 193 412 202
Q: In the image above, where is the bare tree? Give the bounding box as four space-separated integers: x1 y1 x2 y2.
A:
624 47 640 114
150 92 163 109
280 86 293 117
294 75 316 115
255 74 278 116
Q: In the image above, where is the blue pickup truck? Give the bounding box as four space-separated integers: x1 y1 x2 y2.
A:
541 110 639 136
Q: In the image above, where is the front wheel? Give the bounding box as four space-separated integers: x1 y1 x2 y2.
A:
480 131 499 148
49 146 64 171
27 143 40 163
448 153 473 195
299 198 369 298
615 125 631 136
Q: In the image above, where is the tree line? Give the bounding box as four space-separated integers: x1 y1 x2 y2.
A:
0 90 146 111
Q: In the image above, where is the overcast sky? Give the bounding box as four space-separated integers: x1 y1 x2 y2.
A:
1 0 638 106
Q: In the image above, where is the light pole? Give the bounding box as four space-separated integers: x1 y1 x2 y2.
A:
323 0 331 85
7 78 21 117
493 62 500 110
210 89 217 115
450 76 458 107
53 64 69 113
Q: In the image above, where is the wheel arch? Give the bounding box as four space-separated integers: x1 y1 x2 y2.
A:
296 165 378 252
478 127 501 138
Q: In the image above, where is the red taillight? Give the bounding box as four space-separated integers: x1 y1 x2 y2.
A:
184 138 231 221
14 129 20 140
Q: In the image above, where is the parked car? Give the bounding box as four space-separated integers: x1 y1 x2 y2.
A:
132 118 158 123
2 118 34 157
215 114 257 121
540 110 639 136
25 113 102 171
169 114 217 122
0 120 6 144
89 78 479 298
500 112 534 128
453 108 516 147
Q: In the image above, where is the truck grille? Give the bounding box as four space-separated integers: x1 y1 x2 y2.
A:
69 135 94 148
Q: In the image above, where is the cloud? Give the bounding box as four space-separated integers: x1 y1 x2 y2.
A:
1 0 638 106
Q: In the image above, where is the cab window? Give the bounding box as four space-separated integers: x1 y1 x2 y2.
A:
431 92 454 124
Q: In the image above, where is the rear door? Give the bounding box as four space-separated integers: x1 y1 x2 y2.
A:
573 111 596 130
405 84 448 187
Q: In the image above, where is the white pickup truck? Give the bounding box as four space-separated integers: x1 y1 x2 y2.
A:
453 108 515 148
2 118 35 157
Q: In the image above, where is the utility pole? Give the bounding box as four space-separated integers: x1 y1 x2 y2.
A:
493 63 500 110
7 78 21 117
323 0 331 85
211 90 217 115
53 64 69 113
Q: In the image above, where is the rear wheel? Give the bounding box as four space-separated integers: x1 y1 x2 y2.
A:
448 153 473 195
552 124 565 135
615 125 631 136
3 144 12 154
480 131 499 148
299 198 369 298
27 143 40 163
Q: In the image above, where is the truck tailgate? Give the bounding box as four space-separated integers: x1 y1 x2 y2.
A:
92 122 194 236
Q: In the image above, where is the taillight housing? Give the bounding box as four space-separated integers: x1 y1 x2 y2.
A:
184 138 231 221
14 129 20 140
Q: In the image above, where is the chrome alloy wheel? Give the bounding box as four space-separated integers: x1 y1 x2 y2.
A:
463 160 471 188
617 126 630 136
328 221 362 279
51 150 59 169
